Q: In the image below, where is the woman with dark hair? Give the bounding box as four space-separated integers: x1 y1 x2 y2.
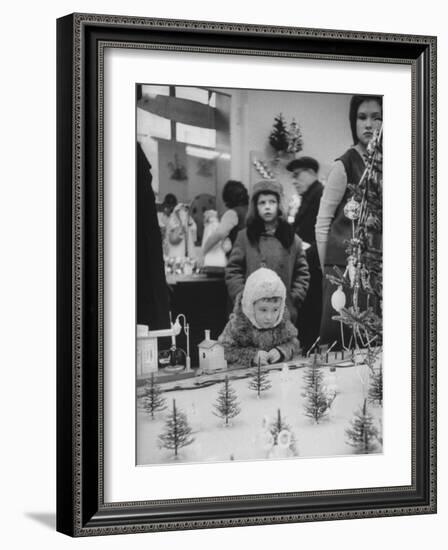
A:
225 179 310 325
316 94 383 348
201 180 249 256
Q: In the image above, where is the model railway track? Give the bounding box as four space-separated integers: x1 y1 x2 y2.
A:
137 357 359 394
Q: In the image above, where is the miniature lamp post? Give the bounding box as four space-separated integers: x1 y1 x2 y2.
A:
175 314 191 371
136 313 190 376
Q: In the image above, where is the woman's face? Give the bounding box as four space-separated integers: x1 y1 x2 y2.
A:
356 100 382 147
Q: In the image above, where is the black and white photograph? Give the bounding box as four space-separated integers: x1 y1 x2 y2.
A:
135 84 383 465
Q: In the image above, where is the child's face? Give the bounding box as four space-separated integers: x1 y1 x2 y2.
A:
256 193 279 223
253 297 282 329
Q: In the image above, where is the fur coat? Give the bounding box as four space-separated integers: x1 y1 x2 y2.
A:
218 294 301 366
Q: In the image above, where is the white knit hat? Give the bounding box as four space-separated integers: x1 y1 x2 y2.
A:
241 268 286 329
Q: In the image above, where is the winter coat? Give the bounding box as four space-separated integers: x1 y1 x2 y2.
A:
225 229 310 324
293 179 324 272
218 294 301 366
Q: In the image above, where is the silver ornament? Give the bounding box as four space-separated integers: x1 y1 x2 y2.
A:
344 197 361 220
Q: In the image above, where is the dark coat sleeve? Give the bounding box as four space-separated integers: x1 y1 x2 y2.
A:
136 143 170 329
225 230 247 303
290 237 310 308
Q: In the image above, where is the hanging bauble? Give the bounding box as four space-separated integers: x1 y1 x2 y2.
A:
344 197 361 220
347 255 357 288
360 265 372 291
331 285 346 312
366 213 378 229
367 138 376 156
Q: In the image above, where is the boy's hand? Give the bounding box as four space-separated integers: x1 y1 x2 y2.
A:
254 350 269 365
267 348 282 364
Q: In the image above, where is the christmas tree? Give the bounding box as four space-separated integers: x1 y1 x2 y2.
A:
327 126 383 348
345 399 379 453
269 408 297 455
287 119 303 155
368 364 383 406
248 359 272 398
158 399 194 458
269 113 289 157
302 353 335 423
213 376 241 427
142 373 166 419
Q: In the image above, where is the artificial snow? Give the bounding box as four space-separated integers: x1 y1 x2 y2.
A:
137 363 382 465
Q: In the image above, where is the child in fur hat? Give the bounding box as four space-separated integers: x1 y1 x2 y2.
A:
218 267 301 366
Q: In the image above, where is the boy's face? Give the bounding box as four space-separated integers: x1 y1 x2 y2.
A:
253 297 282 329
256 193 279 223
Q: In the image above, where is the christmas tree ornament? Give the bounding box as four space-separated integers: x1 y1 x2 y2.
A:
253 158 274 180
269 113 289 157
331 285 346 312
346 255 357 288
343 197 361 220
360 265 372 291
287 118 303 155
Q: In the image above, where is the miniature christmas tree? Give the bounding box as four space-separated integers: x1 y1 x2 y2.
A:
213 376 241 427
269 113 289 157
287 119 303 155
302 353 335 423
142 373 167 419
269 408 298 455
368 364 383 406
158 399 194 458
248 359 272 398
345 398 379 453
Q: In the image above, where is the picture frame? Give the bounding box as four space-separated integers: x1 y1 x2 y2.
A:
56 12 437 536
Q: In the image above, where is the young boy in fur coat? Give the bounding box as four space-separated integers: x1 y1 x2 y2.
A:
218 267 301 366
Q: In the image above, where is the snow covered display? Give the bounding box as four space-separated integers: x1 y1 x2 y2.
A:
137 352 383 465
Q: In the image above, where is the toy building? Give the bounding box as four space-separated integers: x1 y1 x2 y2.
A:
136 324 159 376
198 330 227 372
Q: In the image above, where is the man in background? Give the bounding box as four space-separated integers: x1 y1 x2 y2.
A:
286 156 324 352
